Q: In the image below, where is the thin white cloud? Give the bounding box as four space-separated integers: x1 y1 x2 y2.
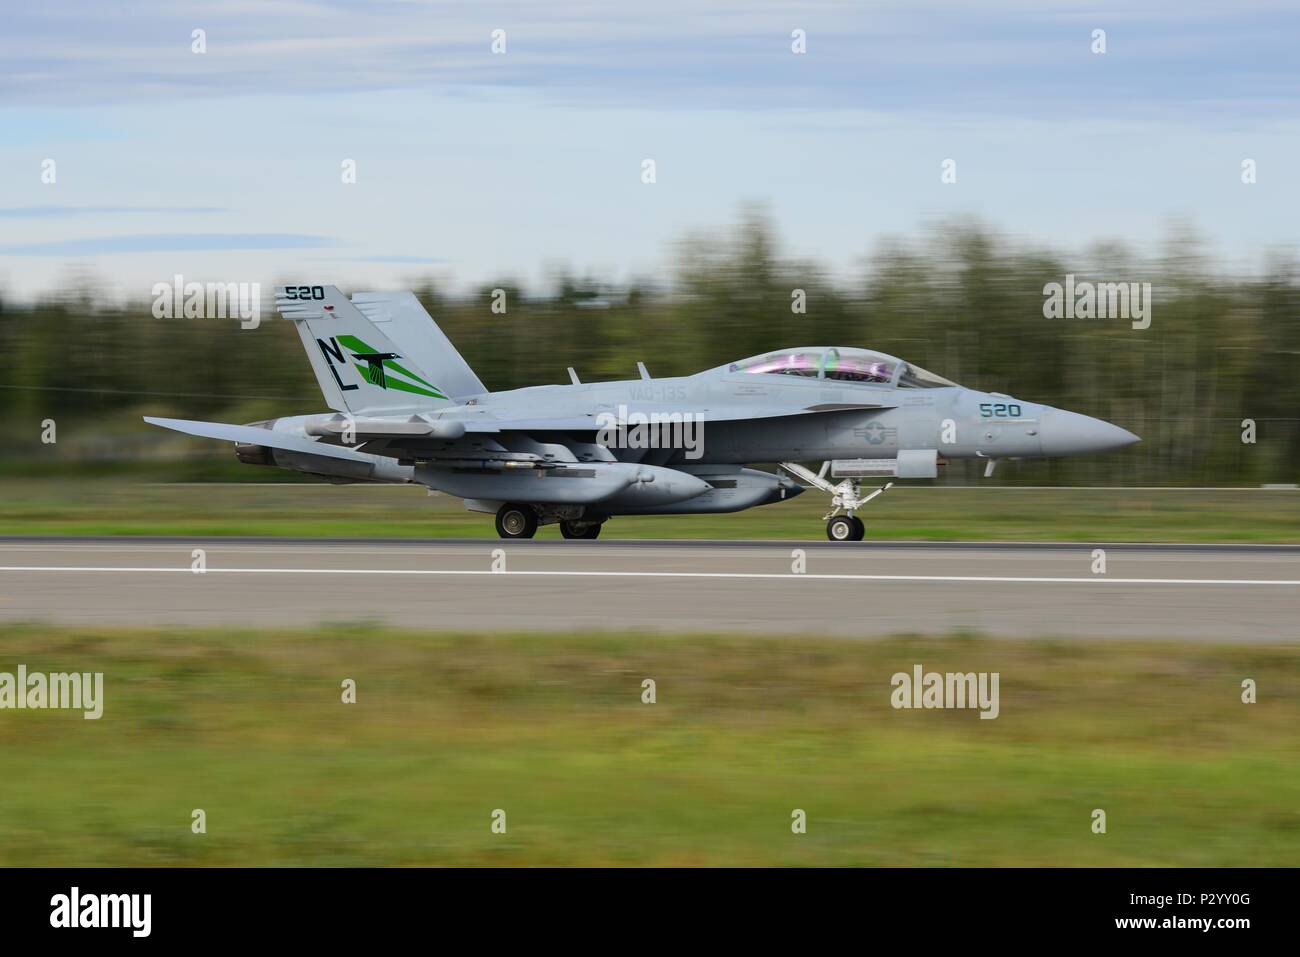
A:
3 0 1296 118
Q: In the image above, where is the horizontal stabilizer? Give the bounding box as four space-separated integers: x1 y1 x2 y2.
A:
143 416 373 463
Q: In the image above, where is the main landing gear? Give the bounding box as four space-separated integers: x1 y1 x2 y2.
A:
494 503 604 540
778 462 894 542
826 515 865 542
559 520 601 540
495 503 538 539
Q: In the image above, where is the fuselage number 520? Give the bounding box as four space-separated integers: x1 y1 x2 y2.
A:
979 402 1021 418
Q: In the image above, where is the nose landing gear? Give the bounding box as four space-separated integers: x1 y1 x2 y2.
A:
779 462 893 542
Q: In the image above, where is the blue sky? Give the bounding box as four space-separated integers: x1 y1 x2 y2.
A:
1 0 1296 300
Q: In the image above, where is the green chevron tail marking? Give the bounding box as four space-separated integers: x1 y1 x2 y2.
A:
337 334 448 399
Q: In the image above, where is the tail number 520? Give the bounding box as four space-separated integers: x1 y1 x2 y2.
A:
284 286 325 300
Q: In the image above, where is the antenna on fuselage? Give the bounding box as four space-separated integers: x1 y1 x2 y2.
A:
636 362 651 381
567 367 581 385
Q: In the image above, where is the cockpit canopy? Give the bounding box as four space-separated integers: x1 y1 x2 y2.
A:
719 347 956 389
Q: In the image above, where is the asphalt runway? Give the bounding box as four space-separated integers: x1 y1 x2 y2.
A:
0 538 1297 640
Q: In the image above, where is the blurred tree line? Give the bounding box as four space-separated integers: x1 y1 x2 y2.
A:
1 211 1297 485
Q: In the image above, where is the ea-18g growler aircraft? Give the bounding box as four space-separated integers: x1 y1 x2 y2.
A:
146 285 1139 541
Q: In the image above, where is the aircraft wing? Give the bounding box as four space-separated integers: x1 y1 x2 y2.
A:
454 401 894 433
299 401 896 441
146 398 897 468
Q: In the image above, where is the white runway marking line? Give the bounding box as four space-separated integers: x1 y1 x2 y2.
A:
0 566 1297 586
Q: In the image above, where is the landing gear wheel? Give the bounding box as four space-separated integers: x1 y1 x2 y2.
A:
495 503 538 539
559 520 601 540
827 516 859 541
849 516 865 540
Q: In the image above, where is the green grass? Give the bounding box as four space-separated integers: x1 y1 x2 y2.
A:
0 478 1298 541
1 624 1297 866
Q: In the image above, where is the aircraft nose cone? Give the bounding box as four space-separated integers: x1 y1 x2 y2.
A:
1040 409 1140 457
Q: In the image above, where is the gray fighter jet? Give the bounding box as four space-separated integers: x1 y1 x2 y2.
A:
146 285 1139 541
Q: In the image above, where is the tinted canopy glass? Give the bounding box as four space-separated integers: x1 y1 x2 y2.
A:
726 348 900 384
897 362 957 389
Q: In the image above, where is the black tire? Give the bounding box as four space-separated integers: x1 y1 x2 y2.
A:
849 516 866 540
827 516 856 542
495 503 538 539
560 520 601 540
